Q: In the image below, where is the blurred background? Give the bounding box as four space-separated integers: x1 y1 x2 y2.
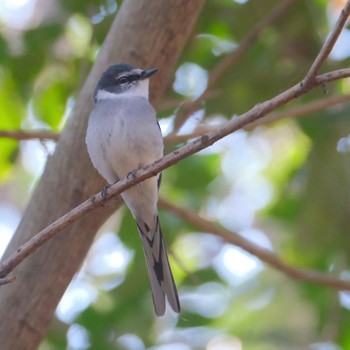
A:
1 0 350 349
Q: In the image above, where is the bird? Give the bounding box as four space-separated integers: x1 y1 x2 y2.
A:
85 64 180 316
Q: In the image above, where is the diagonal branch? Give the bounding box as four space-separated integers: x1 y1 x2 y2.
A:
1 67 350 281
159 199 350 291
247 93 350 129
169 92 350 144
305 0 350 82
1 1 350 283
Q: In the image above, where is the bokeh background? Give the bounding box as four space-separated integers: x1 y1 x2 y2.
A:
1 0 350 349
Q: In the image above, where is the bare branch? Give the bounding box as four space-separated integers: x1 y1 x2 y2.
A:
0 67 349 280
163 127 216 144
168 93 350 143
1 0 350 282
2 91 349 145
305 0 350 82
0 130 59 142
316 68 350 84
0 193 115 278
247 93 350 129
159 199 350 291
0 1 208 346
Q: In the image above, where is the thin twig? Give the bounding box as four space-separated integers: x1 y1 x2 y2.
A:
173 0 297 132
168 93 350 143
305 0 350 82
159 198 350 291
163 127 216 144
247 93 350 129
2 91 348 147
2 91 348 146
0 130 59 142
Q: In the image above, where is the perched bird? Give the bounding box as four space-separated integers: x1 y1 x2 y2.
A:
85 64 180 316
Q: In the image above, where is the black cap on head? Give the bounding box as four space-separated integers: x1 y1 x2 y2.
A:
94 64 134 100
93 63 158 101
102 64 135 77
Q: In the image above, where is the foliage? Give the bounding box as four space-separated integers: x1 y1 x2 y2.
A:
1 0 350 349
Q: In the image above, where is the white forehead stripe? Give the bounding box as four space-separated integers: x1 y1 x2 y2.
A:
117 68 143 79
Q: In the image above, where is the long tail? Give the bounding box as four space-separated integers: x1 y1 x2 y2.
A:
137 216 180 316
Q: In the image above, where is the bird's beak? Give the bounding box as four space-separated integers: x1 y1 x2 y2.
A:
140 67 159 79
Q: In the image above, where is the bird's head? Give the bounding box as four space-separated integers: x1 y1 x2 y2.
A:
94 64 158 102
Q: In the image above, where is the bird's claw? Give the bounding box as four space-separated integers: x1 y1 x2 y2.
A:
127 169 137 184
101 185 109 199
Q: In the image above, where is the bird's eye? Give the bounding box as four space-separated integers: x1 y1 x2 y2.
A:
118 77 128 84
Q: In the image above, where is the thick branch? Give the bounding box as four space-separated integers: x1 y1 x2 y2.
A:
0 5 349 347
159 199 350 291
0 1 206 349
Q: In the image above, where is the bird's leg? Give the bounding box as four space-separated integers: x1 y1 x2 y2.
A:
127 169 138 184
101 185 110 199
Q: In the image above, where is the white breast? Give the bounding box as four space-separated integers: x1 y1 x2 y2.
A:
86 96 163 183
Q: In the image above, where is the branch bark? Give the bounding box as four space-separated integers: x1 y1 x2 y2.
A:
2 93 348 145
1 67 350 283
0 130 59 141
305 1 350 81
159 199 350 291
1 2 349 348
247 93 350 129
0 1 205 349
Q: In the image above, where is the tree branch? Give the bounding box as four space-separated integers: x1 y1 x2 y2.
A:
305 0 350 82
3 92 348 145
247 93 350 129
168 92 350 143
0 1 207 347
159 199 350 291
163 127 215 144
0 130 59 141
1 0 350 291
1 67 350 280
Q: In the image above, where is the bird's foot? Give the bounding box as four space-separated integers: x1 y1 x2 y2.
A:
101 185 110 199
127 169 138 184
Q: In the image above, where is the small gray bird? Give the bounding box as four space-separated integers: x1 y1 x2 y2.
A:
85 64 180 316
